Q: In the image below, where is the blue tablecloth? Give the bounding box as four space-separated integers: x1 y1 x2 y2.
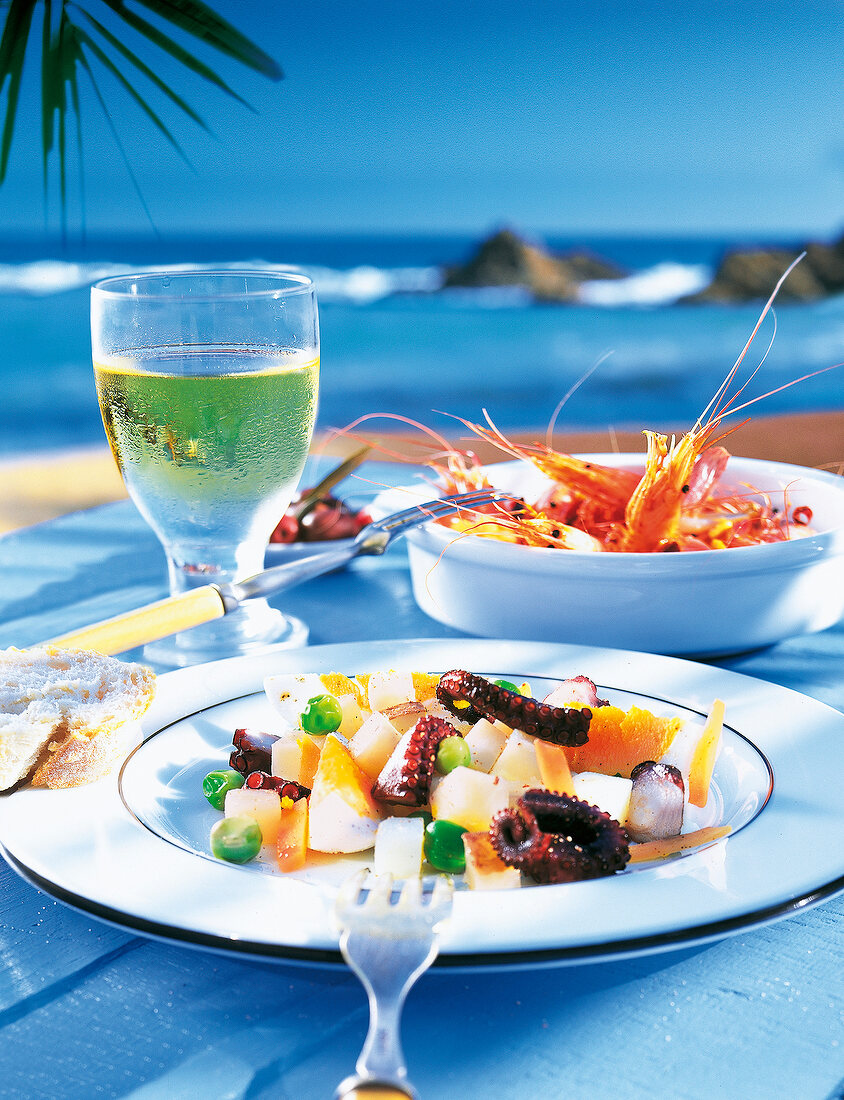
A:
1 475 842 1099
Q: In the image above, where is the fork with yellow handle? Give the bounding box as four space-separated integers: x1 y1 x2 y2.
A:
43 489 507 656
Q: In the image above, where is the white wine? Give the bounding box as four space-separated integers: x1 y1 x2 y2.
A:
95 346 319 549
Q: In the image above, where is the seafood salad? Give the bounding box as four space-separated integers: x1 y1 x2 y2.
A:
201 668 730 887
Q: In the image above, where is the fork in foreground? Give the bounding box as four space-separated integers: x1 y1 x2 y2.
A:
334 872 454 1100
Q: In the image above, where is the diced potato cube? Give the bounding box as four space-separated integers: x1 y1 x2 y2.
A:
425 699 472 734
366 670 414 712
490 731 542 788
373 816 425 878
271 732 322 787
464 718 509 772
336 693 368 738
572 771 633 824
430 766 509 833
349 711 403 779
462 831 521 890
224 787 281 847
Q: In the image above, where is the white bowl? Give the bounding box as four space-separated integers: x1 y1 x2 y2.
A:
373 455 844 656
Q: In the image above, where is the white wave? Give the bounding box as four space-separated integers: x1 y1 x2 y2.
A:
0 258 442 303
301 264 441 303
0 260 131 295
578 262 712 307
0 256 711 308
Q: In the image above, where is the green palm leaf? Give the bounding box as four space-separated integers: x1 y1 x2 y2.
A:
123 0 282 79
76 8 208 131
0 0 283 216
0 0 37 181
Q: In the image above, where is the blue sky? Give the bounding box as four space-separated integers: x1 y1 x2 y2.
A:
1 0 842 238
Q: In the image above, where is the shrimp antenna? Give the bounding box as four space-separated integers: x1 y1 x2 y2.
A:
695 251 805 429
545 351 614 447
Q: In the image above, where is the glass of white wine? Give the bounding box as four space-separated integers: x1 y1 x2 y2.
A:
91 269 320 667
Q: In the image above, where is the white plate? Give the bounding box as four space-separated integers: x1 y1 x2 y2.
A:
1 638 842 969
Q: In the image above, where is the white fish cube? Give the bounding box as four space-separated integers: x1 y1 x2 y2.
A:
464 718 509 772
572 772 633 825
366 670 414 712
373 816 425 878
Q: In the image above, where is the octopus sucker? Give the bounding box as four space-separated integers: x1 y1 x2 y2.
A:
372 714 459 806
490 788 630 884
437 669 591 747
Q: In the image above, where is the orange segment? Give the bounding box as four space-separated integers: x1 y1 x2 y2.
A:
565 704 682 778
297 733 322 788
411 672 441 701
688 699 724 807
320 672 365 709
535 739 576 795
277 798 308 871
354 673 370 702
312 733 379 818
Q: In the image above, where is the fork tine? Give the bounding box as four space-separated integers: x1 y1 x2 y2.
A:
429 876 454 913
395 877 423 910
366 872 395 910
335 868 369 914
373 488 505 533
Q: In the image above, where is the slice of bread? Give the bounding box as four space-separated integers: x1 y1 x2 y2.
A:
0 646 156 791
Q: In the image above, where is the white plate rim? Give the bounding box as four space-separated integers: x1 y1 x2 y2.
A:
1 637 842 970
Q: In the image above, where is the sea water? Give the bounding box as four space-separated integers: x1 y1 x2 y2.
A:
0 232 842 456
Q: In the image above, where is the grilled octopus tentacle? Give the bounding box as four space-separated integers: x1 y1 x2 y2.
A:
490 789 630 884
437 670 591 747
371 714 458 806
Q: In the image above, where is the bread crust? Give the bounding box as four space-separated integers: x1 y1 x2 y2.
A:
0 646 156 791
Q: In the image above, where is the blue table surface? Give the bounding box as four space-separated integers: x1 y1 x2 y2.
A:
1 462 842 1100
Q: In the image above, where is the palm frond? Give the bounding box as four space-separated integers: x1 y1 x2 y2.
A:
129 0 282 80
76 6 208 130
74 22 195 167
0 0 37 181
99 0 254 108
0 0 284 219
79 45 159 231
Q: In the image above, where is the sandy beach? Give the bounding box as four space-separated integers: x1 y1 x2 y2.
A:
1 410 840 534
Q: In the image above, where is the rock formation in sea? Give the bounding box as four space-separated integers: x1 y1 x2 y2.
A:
682 231 844 304
442 229 626 302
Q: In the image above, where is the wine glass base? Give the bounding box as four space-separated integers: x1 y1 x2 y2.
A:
143 605 309 670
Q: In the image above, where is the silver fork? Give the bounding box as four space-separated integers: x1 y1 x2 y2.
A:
43 488 505 655
223 486 507 606
334 872 454 1100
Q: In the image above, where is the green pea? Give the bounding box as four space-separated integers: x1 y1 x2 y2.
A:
408 809 433 827
435 735 471 775
210 814 262 863
300 693 343 734
493 679 519 693
202 768 245 811
424 819 468 874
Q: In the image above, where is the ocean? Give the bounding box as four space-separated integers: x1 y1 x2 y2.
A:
0 231 842 457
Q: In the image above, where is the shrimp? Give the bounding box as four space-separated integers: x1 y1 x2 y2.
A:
440 254 831 553
619 427 721 551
